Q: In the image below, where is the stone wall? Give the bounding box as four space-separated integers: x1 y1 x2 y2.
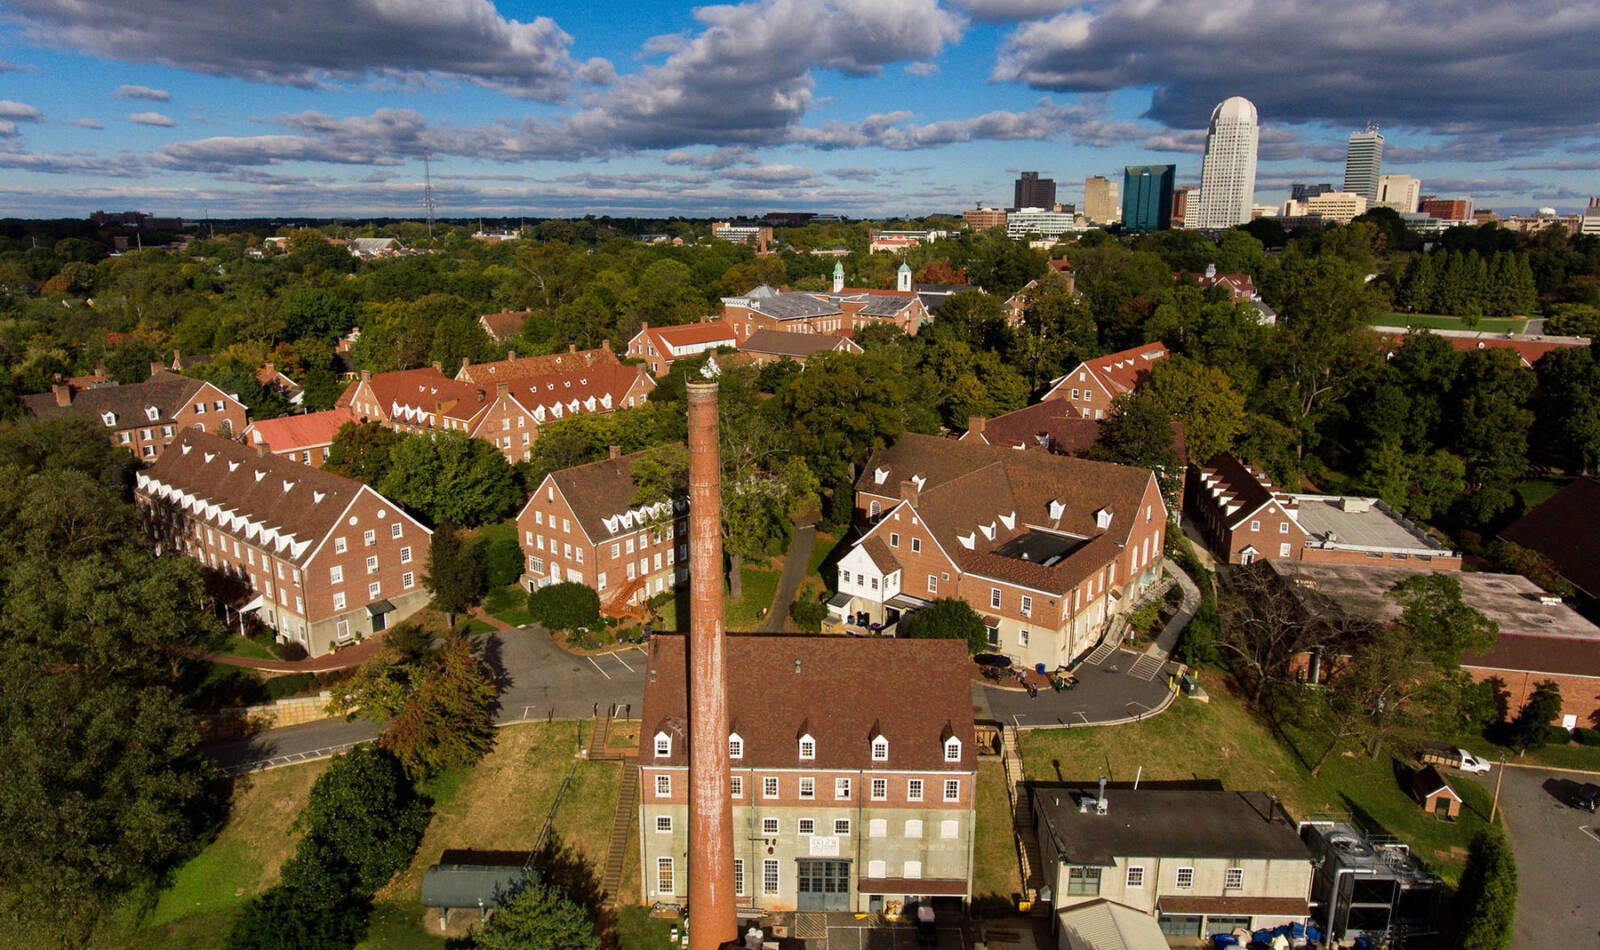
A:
199 690 336 740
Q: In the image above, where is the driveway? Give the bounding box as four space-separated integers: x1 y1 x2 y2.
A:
206 627 647 773
976 650 1178 728
1470 766 1600 948
761 524 817 633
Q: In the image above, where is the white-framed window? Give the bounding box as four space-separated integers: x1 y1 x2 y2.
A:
329 565 343 583
871 778 887 801
911 537 921 553
657 857 674 895
1126 865 1144 887
655 774 671 796
655 816 672 833
868 819 887 838
903 861 921 880
798 777 814 799
1019 628 1030 647
333 592 346 610
730 776 743 798
869 500 881 518
366 555 379 574
734 859 746 896
871 736 888 761
1249 519 1261 532
402 572 414 590
889 532 899 547
944 737 962 762
799 735 815 760
762 859 779 896
940 819 958 839
334 536 347 554
943 779 960 801
654 733 671 757
798 818 815 835
1225 867 1244 889
905 819 923 838
990 587 1001 608
1176 867 1194 889
835 777 851 799
928 574 938 593
363 528 376 546
391 523 403 539
400 546 412 564
834 819 851 836
907 779 923 801
763 776 779 798
336 619 350 639
1067 866 1101 895
1279 521 1290 534
1020 595 1032 617
1279 542 1292 557
761 817 779 835
367 581 381 599
729 734 743 759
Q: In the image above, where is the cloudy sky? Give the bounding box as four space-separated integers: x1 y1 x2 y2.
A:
1 0 1597 219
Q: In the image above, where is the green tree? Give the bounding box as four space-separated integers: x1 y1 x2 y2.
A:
901 598 987 654
1385 573 1497 669
1507 680 1563 751
477 532 526 588
1457 828 1517 950
380 430 521 527
1145 355 1247 463
527 582 602 632
297 744 429 894
1449 348 1535 493
425 520 485 625
279 287 356 343
380 638 498 779
776 350 916 489
1091 391 1179 505
325 421 403 484
1532 347 1600 474
225 884 368 950
472 879 601 950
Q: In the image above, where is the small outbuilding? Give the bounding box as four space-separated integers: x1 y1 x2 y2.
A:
420 849 536 931
1411 765 1463 820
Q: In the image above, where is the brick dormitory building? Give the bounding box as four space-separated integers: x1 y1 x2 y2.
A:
135 430 431 656
24 367 249 460
638 636 976 915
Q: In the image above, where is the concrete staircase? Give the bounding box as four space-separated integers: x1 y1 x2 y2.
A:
1129 652 1167 681
600 754 639 906
1001 725 1043 901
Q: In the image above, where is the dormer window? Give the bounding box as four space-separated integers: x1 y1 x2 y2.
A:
144 406 160 422
799 734 815 760
654 732 671 758
944 737 962 762
100 411 117 427
871 736 888 761
729 734 743 759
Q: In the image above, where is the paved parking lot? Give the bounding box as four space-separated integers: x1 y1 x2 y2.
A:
1472 766 1600 948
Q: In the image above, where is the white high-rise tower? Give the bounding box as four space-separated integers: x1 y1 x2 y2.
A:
1191 96 1259 230
1344 127 1384 204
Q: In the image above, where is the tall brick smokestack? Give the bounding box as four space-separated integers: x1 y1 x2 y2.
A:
685 379 736 950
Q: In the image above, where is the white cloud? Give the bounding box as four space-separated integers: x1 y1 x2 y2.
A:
0 121 16 137
114 84 170 101
69 118 105 129
905 61 940 76
128 112 177 127
951 0 1073 21
0 101 45 122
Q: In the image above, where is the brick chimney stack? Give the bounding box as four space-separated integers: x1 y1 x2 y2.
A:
52 383 72 407
685 379 736 950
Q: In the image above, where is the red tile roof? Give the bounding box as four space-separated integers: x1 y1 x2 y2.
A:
639 635 975 771
456 347 618 383
245 408 358 452
1081 342 1169 395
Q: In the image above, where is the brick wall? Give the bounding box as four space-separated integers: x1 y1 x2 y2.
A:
1463 665 1600 729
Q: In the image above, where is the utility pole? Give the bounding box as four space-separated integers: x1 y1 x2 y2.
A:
1490 756 1506 824
422 150 436 238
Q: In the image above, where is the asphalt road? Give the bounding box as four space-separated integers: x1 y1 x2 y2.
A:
1472 766 1600 948
205 628 647 773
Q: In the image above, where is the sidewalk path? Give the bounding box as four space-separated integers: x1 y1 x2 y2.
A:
201 631 390 673
1148 560 1200 661
760 524 816 633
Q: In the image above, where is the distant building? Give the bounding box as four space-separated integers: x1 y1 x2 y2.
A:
626 322 739 377
1083 176 1118 224
1371 325 1590 369
868 229 946 253
1290 183 1334 201
738 328 862 366
478 309 530 344
1191 96 1259 229
721 281 926 338
963 207 1008 231
1040 343 1169 418
1122 165 1175 232
1343 127 1384 204
712 221 773 252
1005 208 1082 241
1376 174 1421 213
1303 191 1369 224
1583 197 1600 235
1418 196 1473 221
1013 171 1057 211
1171 185 1197 228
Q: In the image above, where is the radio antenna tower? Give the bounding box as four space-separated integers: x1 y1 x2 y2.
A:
422 150 436 237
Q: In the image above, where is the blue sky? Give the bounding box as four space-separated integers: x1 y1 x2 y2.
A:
1 0 1597 219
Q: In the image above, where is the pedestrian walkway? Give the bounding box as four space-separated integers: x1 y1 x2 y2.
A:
1001 724 1043 901
202 630 391 673
761 523 817 633
1147 560 1200 662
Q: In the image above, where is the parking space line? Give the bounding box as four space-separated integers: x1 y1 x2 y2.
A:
611 652 635 672
587 655 612 679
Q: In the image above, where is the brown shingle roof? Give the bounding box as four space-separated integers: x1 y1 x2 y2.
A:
1082 342 1168 395
1499 477 1600 597
544 448 675 542
23 369 208 426
741 328 860 359
1463 633 1600 679
1193 452 1279 529
479 310 530 343
504 362 652 422
456 347 618 383
137 429 383 564
639 635 974 771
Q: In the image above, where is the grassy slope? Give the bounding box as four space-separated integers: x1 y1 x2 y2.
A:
1018 677 1489 884
973 761 1023 909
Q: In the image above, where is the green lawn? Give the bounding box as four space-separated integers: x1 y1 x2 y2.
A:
614 905 675 950
1018 677 1489 883
1377 313 1528 333
973 761 1023 912
1514 477 1569 511
484 584 535 628
724 565 782 631
210 632 278 661
455 618 496 636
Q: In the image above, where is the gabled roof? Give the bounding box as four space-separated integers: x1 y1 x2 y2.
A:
740 328 861 359
341 367 486 425
640 635 974 771
478 310 530 342
1412 765 1461 802
1062 343 1169 396
1499 477 1600 597
24 369 213 426
635 322 740 357
138 429 416 564
535 447 680 542
245 407 358 451
501 362 653 425
856 433 1156 593
965 404 1186 464
456 347 618 383
1192 452 1284 529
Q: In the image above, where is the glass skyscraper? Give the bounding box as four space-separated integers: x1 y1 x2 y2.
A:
1122 165 1176 232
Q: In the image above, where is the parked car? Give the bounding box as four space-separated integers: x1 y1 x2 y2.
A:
1418 746 1492 774
1457 750 1494 774
1572 784 1600 813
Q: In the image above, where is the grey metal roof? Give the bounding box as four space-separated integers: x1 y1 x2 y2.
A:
856 295 914 317
750 292 840 320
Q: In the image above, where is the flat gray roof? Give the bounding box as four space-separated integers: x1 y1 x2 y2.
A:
1266 561 1600 641
1031 786 1312 867
1290 495 1448 553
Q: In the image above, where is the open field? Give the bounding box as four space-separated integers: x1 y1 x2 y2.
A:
1018 676 1491 883
1376 313 1528 333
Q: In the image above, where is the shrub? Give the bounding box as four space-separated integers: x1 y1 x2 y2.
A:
1456 828 1516 950
1507 680 1564 751
791 597 827 631
478 533 525 588
1574 727 1600 747
472 879 600 950
1129 602 1162 637
527 582 601 632
225 885 368 950
900 599 987 654
1175 597 1220 667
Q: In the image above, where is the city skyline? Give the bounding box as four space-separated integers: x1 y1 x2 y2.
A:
2 0 1598 219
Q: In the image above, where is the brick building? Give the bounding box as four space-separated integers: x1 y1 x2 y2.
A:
24 368 249 461
720 282 926 339
1188 453 1459 569
478 309 530 344
516 448 688 614
243 407 359 467
830 434 1167 671
452 346 618 384
625 322 740 377
135 430 431 655
737 328 862 367
1040 343 1169 418
638 635 976 914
